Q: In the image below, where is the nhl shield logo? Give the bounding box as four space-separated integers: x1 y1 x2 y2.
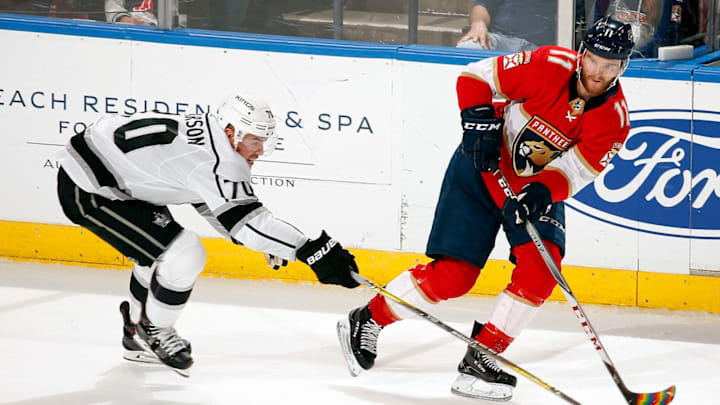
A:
569 98 585 116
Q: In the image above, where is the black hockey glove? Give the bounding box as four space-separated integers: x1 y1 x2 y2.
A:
296 231 360 288
502 182 552 226
460 104 504 172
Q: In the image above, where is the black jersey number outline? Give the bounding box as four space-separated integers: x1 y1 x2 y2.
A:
114 118 178 153
222 179 256 199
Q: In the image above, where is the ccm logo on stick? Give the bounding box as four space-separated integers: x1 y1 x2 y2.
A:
464 122 502 131
305 238 338 265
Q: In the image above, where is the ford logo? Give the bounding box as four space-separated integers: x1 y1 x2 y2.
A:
568 110 720 239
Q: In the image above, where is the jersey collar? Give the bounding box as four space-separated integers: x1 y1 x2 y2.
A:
568 72 619 112
206 113 252 182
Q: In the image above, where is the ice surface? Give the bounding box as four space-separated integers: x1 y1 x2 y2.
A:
1 259 718 405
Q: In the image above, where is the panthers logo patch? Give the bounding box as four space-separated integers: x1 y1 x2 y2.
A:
512 116 571 177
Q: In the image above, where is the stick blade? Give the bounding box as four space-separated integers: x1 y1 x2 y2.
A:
631 385 676 405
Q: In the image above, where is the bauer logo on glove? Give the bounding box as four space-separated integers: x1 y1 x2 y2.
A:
297 231 360 288
304 237 338 266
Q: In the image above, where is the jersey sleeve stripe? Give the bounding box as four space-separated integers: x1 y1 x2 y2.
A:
459 72 497 98
548 48 577 60
69 132 120 189
204 113 229 202
542 166 573 198
245 223 297 249
492 57 509 100
193 203 233 239
216 202 264 233
572 147 600 176
518 103 532 120
544 147 598 198
547 56 575 71
458 71 487 84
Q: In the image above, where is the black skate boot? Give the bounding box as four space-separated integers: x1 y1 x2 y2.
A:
336 305 383 377
450 321 517 401
120 301 157 363
133 311 193 377
119 301 192 364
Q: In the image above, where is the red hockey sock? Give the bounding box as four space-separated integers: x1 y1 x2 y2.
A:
476 322 515 354
367 258 481 327
368 294 400 327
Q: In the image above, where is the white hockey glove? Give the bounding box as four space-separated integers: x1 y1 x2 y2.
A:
264 253 288 271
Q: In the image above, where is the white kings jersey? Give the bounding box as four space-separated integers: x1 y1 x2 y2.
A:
56 111 308 261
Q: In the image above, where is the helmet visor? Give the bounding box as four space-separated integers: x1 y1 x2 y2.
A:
237 132 277 157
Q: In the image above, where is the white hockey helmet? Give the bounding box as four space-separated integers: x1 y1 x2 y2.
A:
215 94 277 155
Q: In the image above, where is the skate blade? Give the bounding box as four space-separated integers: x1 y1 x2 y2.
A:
336 318 363 377
131 334 191 378
450 373 513 402
123 349 161 364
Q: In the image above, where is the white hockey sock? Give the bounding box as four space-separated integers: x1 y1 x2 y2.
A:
487 291 540 338
383 270 437 320
129 263 154 324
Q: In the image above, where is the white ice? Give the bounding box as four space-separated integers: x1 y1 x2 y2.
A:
1 259 719 405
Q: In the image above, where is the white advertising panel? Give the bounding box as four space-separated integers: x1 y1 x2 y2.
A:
0 30 400 250
1 27 719 273
689 79 720 274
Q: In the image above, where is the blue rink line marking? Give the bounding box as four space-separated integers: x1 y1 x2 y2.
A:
2 13 720 81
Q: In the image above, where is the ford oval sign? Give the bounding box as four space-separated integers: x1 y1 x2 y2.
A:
568 110 720 239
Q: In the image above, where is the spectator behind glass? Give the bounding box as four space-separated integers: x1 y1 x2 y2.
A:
591 0 707 57
457 0 558 51
106 0 156 25
680 0 708 46
208 0 249 32
0 0 92 19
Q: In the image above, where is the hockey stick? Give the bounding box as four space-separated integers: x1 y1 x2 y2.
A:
350 272 582 405
491 167 676 405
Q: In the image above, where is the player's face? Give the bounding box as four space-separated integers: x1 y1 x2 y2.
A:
579 50 621 97
236 134 266 167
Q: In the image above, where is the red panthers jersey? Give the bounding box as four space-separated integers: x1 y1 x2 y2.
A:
456 46 630 205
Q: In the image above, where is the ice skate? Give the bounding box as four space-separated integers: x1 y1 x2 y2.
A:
450 322 517 401
337 305 383 377
119 301 157 363
119 301 192 364
132 310 193 377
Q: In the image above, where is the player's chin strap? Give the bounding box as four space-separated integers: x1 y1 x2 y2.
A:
489 161 677 405
349 272 582 405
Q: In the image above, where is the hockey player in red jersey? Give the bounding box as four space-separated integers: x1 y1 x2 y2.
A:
338 17 634 401
56 94 361 376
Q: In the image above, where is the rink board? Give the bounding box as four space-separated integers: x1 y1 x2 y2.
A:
1 16 719 314
5 219 720 314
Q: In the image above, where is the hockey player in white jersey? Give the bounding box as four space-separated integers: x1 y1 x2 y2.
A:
56 94 361 376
